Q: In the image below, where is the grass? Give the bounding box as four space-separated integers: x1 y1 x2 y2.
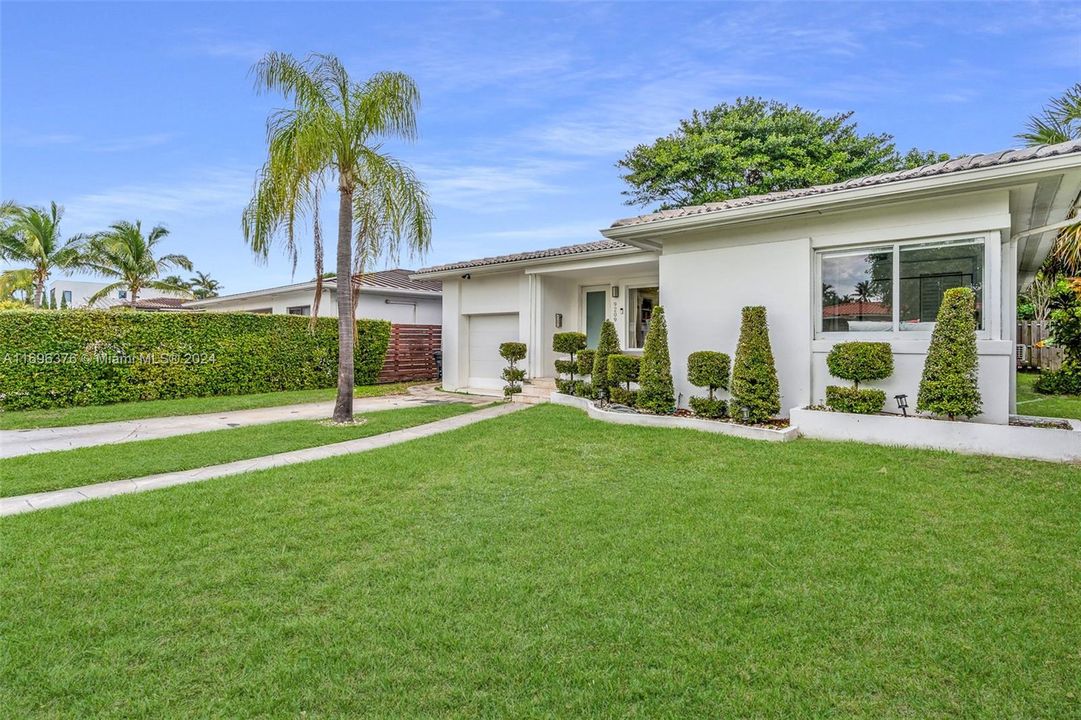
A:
0 382 418 430
0 402 475 498
2 404 1078 718
1016 371 1081 420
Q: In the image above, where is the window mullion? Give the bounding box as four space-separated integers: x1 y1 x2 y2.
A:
892 243 900 335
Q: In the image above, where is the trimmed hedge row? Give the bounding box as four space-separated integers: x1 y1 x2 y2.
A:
0 310 392 411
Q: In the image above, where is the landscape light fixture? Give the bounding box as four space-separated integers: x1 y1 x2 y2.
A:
741 406 751 422
894 394 909 417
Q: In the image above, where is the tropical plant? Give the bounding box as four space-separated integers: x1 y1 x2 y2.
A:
730 306 780 422
499 342 527 397
635 306 675 414
242 52 432 422
687 350 730 418
1017 84 1081 274
0 268 33 303
189 271 223 299
82 221 192 306
590 320 621 400
917 287 982 420
617 97 947 209
0 201 87 308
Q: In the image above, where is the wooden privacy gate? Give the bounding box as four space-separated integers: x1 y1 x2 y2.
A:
378 324 442 383
1017 321 1064 372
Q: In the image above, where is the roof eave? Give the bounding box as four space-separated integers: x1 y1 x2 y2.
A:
412 245 651 279
602 152 1081 240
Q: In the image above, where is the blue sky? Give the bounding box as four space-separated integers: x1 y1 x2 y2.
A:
2 1 1079 294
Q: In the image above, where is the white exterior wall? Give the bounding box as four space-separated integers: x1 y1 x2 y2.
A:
49 279 189 307
196 287 441 324
659 189 1014 422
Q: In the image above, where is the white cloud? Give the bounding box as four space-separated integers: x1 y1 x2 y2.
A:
416 158 581 212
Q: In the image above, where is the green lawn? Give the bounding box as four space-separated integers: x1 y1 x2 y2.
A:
0 382 417 430
2 404 1077 718
1016 371 1081 420
1 402 474 498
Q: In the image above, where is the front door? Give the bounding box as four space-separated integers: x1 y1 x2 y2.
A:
582 286 607 349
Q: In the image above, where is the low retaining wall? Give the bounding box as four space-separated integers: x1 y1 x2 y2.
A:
551 393 798 442
791 407 1081 463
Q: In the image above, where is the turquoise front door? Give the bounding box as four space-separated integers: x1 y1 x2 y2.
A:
584 289 606 348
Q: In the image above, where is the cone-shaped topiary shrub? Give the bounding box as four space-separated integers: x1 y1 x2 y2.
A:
591 320 620 400
499 341 527 397
825 341 893 413
553 331 586 394
636 306 675 414
917 287 981 419
607 354 640 406
687 350 730 418
731 306 780 422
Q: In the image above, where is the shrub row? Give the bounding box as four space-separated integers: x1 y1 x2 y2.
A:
0 310 391 411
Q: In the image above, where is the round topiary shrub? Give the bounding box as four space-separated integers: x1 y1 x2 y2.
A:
917 287 981 419
687 350 730 418
825 386 887 414
730 306 780 422
636 306 675 414
553 332 587 355
826 342 893 390
499 341 527 397
607 354 640 387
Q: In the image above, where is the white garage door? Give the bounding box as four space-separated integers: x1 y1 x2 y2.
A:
468 313 519 389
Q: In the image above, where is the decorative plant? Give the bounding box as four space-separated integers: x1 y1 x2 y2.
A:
824 341 893 414
553 331 586 394
499 341 527 398
1034 303 1081 395
591 320 620 400
636 306 675 414
575 349 596 397
687 350 730 418
731 306 780 422
917 287 981 419
607 354 640 406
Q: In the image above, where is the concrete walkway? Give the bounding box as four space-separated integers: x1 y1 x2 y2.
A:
1 402 523 516
1 386 490 459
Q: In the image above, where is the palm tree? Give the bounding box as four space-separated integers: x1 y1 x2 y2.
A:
162 274 192 290
0 202 87 307
1018 84 1081 273
189 270 222 299
242 52 432 423
82 221 192 305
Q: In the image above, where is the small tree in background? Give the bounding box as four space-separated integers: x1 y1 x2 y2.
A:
687 350 730 418
1035 304 1081 394
59 292 68 310
591 320 620 400
607 354 640 406
825 341 893 414
499 342 527 398
731 306 780 422
553 331 586 394
917 287 981 419
636 306 675 414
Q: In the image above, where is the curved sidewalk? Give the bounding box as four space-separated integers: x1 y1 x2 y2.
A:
1 386 490 459
1 402 522 517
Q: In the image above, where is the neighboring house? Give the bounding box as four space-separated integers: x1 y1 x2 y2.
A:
185 268 442 324
47 279 193 309
414 140 1081 424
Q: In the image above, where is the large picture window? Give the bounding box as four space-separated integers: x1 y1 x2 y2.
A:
626 286 659 349
818 237 985 336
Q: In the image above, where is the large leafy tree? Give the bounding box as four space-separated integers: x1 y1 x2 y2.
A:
83 221 192 305
0 201 87 308
1017 84 1081 274
243 52 432 423
617 97 948 209
189 270 223 299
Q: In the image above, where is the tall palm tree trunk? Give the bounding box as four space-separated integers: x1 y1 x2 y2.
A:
333 184 356 422
33 271 44 308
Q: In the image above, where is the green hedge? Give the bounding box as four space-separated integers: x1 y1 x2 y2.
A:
0 310 391 411
826 386 886 414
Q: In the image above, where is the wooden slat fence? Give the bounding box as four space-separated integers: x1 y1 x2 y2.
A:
1017 321 1063 372
378 323 442 383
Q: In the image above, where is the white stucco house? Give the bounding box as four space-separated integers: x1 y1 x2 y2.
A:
414 141 1081 425
48 279 193 310
185 268 442 324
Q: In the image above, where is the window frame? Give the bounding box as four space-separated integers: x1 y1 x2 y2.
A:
814 234 990 340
